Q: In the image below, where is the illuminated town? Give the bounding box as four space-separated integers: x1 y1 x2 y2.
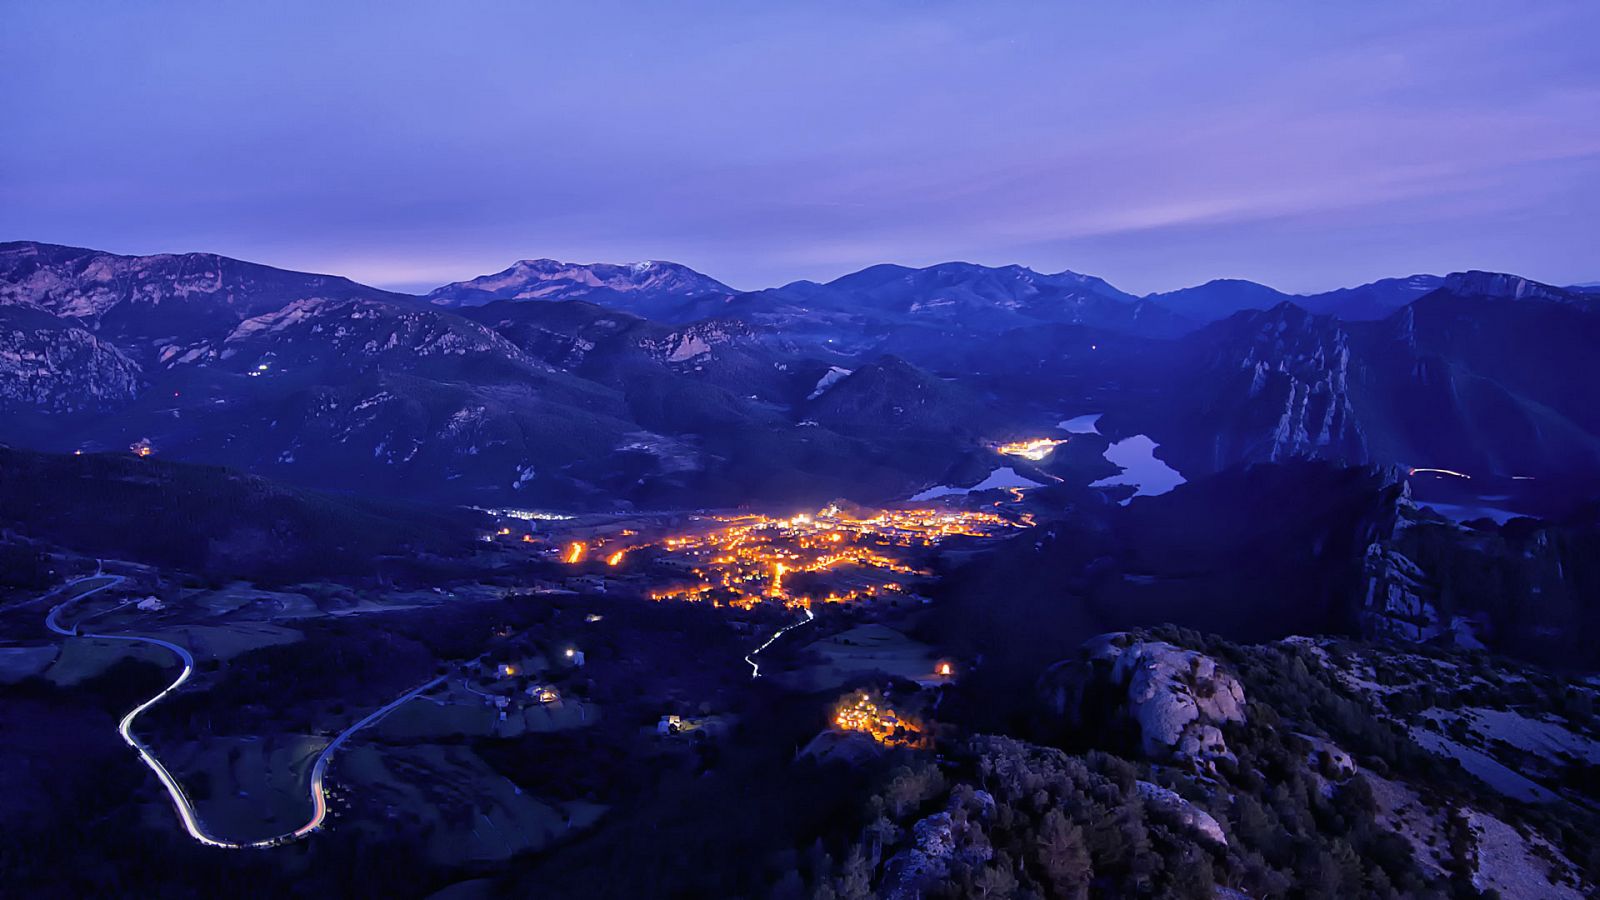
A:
561 503 1020 610
833 690 925 747
994 437 1068 460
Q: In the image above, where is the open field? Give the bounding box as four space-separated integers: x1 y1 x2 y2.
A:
166 733 326 844
54 575 120 603
45 636 174 685
0 645 58 683
776 623 942 692
144 623 303 662
182 583 326 619
338 742 604 865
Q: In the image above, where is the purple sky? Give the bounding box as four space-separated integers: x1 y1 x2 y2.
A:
4 2 1597 295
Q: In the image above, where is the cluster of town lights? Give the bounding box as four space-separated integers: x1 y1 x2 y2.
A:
563 504 1017 610
994 437 1067 461
834 691 924 747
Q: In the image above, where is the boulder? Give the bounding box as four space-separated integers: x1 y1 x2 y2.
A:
1040 633 1247 769
1137 781 1228 846
881 790 995 899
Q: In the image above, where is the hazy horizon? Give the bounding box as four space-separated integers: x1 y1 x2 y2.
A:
6 235 1594 300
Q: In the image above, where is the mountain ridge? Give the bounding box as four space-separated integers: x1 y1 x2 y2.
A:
5 239 1597 506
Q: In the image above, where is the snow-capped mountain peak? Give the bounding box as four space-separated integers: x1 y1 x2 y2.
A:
426 258 733 308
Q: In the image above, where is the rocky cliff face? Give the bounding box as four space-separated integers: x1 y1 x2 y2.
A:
0 310 142 412
1355 478 1461 644
1360 540 1444 643
1232 304 1364 463
1148 302 1367 475
639 320 749 366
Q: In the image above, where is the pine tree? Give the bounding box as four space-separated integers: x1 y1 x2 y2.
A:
833 845 874 900
1035 807 1091 899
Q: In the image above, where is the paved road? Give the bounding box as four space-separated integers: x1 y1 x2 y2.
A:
1409 467 1472 479
42 571 443 849
291 674 448 841
744 605 815 679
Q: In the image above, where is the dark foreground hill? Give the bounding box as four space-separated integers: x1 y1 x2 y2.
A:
0 445 484 582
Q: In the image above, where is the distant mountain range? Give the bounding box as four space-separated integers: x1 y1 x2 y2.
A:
423 257 1507 325
3 239 1596 507
1119 271 1600 478
1145 274 1448 322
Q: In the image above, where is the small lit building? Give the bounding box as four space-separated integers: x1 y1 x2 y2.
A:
136 596 164 612
657 714 682 735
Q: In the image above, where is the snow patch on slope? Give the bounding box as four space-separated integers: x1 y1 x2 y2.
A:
807 366 853 400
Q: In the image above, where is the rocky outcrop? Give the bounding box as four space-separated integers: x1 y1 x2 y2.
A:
1040 634 1247 770
880 790 997 900
640 320 749 365
1136 781 1227 846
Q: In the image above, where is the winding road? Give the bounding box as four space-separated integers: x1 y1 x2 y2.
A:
744 605 815 679
43 569 443 849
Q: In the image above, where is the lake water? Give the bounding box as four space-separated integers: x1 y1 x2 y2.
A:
1059 412 1185 502
1058 414 1103 434
1420 502 1519 525
909 414 1186 504
909 466 1040 501
1089 434 1187 501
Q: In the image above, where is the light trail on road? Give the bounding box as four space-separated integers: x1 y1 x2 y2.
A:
292 674 447 841
1409 467 1472 479
43 573 443 849
744 605 815 679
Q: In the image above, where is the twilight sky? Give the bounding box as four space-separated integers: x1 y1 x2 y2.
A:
3 2 1597 295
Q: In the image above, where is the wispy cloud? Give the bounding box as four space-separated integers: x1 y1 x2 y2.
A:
2 2 1596 293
